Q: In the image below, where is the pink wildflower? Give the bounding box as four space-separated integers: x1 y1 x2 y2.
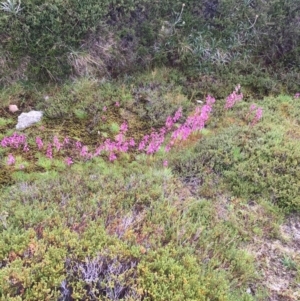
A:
225 85 243 109
165 144 171 152
251 107 263 126
103 106 107 112
115 101 120 107
7 153 15 166
129 138 135 147
163 160 168 167
138 135 149 151
65 157 73 166
23 143 29 152
80 145 89 157
1 132 26 149
94 146 104 157
165 116 174 129
46 143 53 159
173 107 182 122
115 133 125 143
53 136 62 151
36 136 43 150
75 141 82 150
206 94 216 106
109 152 117 161
63 136 70 146
120 122 128 133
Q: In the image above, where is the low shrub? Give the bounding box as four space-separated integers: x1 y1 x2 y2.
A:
172 96 300 212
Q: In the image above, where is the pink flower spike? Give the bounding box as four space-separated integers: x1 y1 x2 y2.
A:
163 160 168 167
75 141 82 150
36 136 43 150
225 86 243 109
63 136 70 146
53 136 62 151
251 107 263 126
103 106 107 112
109 152 117 161
46 143 53 159
80 145 89 157
173 107 182 122
23 143 29 152
165 145 171 152
7 153 15 166
115 101 120 107
1 138 9 147
165 116 174 129
206 94 216 106
65 157 73 166
120 122 128 133
129 138 135 147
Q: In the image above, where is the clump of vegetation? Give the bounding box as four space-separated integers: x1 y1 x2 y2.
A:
0 0 300 95
171 94 300 212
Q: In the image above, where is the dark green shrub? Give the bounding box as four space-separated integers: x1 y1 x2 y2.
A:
1 0 107 79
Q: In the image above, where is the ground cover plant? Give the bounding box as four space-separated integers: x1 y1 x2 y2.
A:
0 71 300 300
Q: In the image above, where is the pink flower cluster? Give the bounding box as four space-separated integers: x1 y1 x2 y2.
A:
75 121 136 162
2 90 245 168
225 84 243 109
165 95 215 151
36 137 43 150
249 104 263 126
1 132 29 153
0 99 215 166
1 132 27 149
294 93 300 98
137 107 182 154
7 153 15 165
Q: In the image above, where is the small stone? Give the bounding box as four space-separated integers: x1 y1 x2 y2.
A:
9 104 19 113
16 110 43 130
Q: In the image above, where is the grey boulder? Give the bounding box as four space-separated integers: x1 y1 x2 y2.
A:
16 110 43 130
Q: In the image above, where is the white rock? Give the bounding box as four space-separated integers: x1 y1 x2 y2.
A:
9 104 19 113
16 111 43 130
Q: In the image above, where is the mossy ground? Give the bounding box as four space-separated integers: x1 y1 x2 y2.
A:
0 69 300 300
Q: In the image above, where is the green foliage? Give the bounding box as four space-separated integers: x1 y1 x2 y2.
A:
0 156 264 300
172 96 300 212
282 256 297 271
0 0 299 94
0 117 12 127
0 0 113 80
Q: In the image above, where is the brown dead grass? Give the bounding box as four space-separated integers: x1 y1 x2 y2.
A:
68 30 140 79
